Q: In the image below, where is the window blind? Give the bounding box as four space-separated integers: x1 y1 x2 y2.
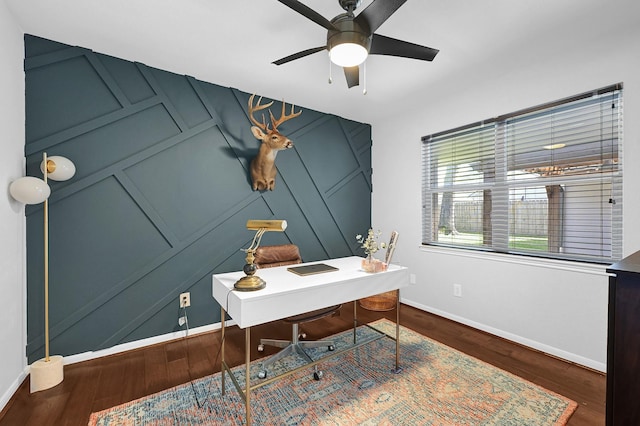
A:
422 84 623 263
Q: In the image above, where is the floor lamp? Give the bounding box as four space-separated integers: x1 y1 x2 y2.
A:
10 152 75 393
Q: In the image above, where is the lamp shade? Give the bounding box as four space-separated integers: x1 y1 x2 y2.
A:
9 176 51 204
327 16 370 68
330 42 368 67
41 156 76 181
246 219 288 231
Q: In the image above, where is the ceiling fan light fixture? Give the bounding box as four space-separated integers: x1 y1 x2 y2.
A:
327 21 370 67
273 0 439 88
330 42 368 67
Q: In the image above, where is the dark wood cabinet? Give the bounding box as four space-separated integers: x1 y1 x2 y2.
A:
606 250 640 425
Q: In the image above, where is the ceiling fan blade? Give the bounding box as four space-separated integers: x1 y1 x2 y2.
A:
344 66 359 88
354 0 407 34
273 46 327 65
370 34 439 61
276 0 337 31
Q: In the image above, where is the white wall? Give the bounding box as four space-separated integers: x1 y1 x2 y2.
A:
372 27 640 372
0 0 27 412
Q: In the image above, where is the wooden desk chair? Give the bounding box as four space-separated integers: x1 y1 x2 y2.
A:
253 244 341 380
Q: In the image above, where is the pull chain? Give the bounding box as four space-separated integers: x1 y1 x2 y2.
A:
328 54 333 84
362 61 367 95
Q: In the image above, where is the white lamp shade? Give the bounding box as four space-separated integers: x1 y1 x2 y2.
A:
41 156 75 181
330 43 368 67
9 177 51 204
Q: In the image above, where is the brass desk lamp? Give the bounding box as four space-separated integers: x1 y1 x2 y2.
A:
234 219 287 291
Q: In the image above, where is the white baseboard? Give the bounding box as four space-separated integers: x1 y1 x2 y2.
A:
62 320 235 366
0 369 27 414
28 300 606 371
400 298 606 373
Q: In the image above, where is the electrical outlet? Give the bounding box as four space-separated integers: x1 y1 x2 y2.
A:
410 274 416 284
453 284 462 298
179 292 191 308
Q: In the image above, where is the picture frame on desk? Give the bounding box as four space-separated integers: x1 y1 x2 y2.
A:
384 231 399 265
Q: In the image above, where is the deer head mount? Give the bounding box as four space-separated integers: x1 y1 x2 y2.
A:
247 94 302 191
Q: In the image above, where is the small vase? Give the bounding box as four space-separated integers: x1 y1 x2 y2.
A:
361 255 387 273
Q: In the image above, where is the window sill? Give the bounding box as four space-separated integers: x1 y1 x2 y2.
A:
419 244 611 276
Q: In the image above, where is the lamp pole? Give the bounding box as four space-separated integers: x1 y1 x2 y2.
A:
43 152 50 362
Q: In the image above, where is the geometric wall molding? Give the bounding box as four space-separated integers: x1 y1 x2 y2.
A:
24 34 372 362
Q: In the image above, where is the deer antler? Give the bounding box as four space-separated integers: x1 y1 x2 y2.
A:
248 94 274 132
269 100 302 131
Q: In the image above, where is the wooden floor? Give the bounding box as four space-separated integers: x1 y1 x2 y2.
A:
0 304 605 425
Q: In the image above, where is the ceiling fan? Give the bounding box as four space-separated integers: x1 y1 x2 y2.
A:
272 0 439 89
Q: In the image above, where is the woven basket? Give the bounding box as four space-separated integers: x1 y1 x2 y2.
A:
359 291 397 311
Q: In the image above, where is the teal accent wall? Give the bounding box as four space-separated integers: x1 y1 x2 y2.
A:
24 35 372 362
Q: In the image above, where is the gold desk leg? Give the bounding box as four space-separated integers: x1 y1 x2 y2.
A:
245 326 251 425
221 307 226 395
394 289 402 373
353 301 357 344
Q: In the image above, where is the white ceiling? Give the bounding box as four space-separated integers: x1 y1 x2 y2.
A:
5 0 638 125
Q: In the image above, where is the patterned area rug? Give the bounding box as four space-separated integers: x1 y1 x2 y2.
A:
89 320 577 425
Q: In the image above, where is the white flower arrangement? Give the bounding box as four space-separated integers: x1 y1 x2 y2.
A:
356 228 387 257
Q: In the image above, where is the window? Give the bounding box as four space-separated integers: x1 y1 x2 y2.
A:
422 84 623 263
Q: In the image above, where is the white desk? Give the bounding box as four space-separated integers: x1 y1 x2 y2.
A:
212 256 409 425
